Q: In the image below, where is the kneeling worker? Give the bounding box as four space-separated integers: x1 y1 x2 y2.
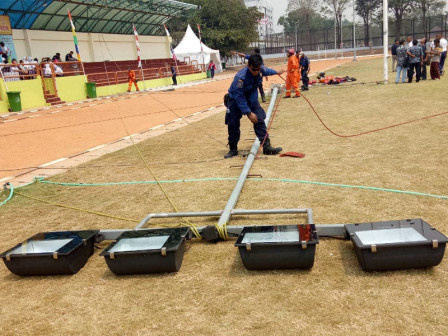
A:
224 54 285 159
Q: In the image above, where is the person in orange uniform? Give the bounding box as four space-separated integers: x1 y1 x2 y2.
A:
284 49 300 98
127 67 139 92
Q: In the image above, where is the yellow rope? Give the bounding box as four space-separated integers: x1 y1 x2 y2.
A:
15 190 140 223
115 99 201 239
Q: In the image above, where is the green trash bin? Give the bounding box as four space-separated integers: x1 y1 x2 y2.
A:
85 82 97 98
206 70 211 78
221 62 226 70
7 91 22 112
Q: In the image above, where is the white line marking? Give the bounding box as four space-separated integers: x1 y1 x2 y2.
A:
71 107 81 110
192 112 201 115
40 158 68 167
151 125 164 130
28 115 40 118
89 104 97 106
3 119 17 122
86 144 106 152
0 176 14 183
16 112 24 115
121 136 131 140
173 118 182 122
30 110 39 113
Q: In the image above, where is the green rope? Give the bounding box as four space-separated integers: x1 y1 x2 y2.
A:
34 176 448 200
0 183 14 208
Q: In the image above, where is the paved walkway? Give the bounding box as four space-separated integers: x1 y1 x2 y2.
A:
0 58 354 187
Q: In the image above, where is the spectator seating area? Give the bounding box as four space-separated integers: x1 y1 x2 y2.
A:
84 58 202 86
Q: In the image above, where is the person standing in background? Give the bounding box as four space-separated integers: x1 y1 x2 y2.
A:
127 67 139 92
391 39 399 72
207 59 216 79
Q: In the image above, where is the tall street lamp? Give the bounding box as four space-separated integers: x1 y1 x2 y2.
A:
294 21 298 51
353 0 357 60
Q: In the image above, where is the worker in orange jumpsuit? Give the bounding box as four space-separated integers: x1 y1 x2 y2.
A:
127 67 139 92
284 49 300 98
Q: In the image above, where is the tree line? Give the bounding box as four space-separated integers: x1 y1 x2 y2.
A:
169 0 445 56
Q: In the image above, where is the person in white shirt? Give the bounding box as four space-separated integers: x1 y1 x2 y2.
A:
435 33 447 76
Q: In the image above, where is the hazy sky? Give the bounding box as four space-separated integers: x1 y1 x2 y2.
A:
268 0 288 33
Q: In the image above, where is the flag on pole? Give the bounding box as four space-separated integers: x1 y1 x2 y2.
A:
197 24 204 53
67 9 81 62
163 24 170 37
133 23 142 68
163 24 177 61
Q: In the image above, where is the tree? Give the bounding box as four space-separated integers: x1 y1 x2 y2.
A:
412 0 445 38
389 0 415 39
321 0 351 47
170 0 262 57
279 1 333 33
355 0 382 46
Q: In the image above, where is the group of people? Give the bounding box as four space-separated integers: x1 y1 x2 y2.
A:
1 57 39 81
285 49 310 98
391 33 447 83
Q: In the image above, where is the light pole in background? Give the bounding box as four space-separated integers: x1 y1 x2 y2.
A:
353 0 357 60
294 21 298 51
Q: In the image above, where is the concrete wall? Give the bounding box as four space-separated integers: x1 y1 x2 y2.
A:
12 29 171 62
0 77 47 112
0 72 206 114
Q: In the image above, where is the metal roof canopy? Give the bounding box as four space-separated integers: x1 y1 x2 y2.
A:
0 0 198 35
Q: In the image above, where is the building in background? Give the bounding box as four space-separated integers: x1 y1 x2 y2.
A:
244 0 274 37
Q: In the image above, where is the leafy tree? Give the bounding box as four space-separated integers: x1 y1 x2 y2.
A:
168 0 262 57
389 0 415 39
279 1 334 33
355 0 382 46
412 0 445 38
321 0 351 47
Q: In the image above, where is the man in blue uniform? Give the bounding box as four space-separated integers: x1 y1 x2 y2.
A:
298 51 310 91
224 54 285 159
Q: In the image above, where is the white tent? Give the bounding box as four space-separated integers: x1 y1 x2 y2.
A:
174 24 223 73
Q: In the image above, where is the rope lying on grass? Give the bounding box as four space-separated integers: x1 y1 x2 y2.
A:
277 74 448 138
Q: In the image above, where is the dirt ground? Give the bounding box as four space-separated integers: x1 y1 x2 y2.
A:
0 56 359 182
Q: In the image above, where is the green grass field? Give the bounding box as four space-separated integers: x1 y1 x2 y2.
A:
1 57 447 335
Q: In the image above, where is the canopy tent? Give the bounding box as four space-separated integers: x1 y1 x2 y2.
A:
174 24 222 73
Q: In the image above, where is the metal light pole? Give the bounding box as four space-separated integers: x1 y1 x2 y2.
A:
295 21 298 51
383 0 388 83
353 0 357 60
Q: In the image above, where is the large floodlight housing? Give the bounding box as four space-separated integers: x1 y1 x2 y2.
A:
345 218 448 272
235 224 319 270
0 230 99 276
100 227 190 275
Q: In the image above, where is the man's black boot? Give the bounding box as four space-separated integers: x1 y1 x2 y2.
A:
262 138 282 155
224 143 238 159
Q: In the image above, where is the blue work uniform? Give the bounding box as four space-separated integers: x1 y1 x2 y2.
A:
245 54 266 100
299 56 310 88
226 66 278 145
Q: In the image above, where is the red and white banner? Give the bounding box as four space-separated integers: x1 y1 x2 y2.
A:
133 23 142 68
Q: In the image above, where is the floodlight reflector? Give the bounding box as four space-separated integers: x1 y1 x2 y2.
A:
0 230 99 276
345 218 448 272
100 228 190 275
235 225 318 270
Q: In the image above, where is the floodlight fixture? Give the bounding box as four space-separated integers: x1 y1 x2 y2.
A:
235 224 319 270
0 230 99 276
100 227 190 275
345 218 448 272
